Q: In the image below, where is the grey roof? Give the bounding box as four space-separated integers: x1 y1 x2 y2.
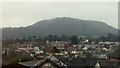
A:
59 58 119 68
64 58 97 68
18 55 119 68
19 54 67 68
19 59 43 67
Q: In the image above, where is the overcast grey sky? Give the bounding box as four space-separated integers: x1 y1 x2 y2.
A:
2 2 118 29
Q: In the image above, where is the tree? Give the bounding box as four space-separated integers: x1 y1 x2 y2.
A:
27 37 32 42
52 46 60 53
85 52 92 58
15 38 22 43
36 37 42 42
60 35 70 41
70 35 79 45
46 34 53 42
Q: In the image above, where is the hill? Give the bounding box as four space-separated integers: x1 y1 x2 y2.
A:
2 17 118 39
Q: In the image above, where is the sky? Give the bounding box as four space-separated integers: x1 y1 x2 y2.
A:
2 2 118 29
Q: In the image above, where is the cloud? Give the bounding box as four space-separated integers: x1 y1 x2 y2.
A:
2 2 118 28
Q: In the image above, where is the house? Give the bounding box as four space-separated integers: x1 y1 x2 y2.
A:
59 57 118 68
98 60 118 68
109 53 120 62
94 62 101 68
59 57 100 68
15 44 34 52
34 47 44 55
18 54 67 68
2 55 118 68
1 64 30 68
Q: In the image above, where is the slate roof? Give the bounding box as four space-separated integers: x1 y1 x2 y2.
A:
19 59 43 67
17 55 119 68
109 53 120 59
18 54 67 68
59 58 118 68
99 60 118 68
61 58 97 68
2 64 30 68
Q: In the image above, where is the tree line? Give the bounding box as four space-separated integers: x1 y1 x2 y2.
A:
2 33 119 46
